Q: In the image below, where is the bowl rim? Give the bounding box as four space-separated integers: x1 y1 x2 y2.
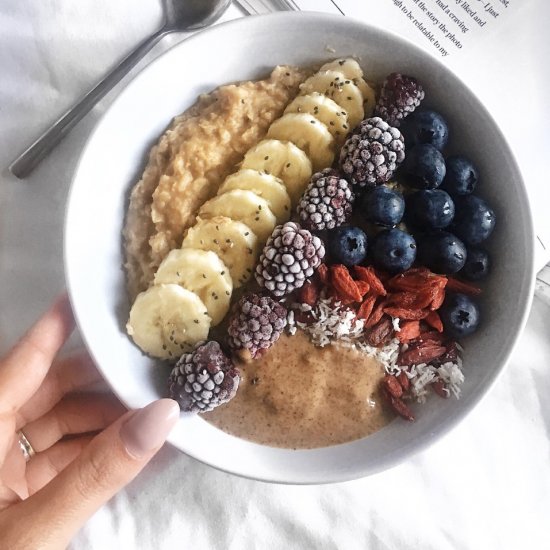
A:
64 11 536 484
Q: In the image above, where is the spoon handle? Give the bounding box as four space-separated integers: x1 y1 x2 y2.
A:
10 28 169 179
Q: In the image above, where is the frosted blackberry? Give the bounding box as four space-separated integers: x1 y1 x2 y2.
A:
168 341 240 413
374 72 425 127
255 221 325 297
339 117 405 187
228 293 287 360
297 168 354 230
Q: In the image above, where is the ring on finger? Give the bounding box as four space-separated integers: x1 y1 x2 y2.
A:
17 430 36 462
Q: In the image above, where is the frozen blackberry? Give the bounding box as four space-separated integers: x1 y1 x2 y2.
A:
228 293 287 360
297 168 354 230
374 72 425 127
255 221 325 297
168 341 240 413
339 117 405 187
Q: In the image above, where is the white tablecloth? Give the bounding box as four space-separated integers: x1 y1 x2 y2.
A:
1 2 549 548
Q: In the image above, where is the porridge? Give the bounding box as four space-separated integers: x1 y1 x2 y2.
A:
122 58 495 448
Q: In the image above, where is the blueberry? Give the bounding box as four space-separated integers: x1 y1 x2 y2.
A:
440 292 480 339
416 231 467 274
327 225 368 266
461 247 490 280
371 228 416 273
403 144 446 189
442 155 479 196
406 189 455 229
400 109 449 151
361 186 405 227
452 195 496 245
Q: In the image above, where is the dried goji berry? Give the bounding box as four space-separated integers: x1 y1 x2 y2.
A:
364 301 387 328
330 265 363 302
383 390 415 421
433 341 459 365
429 286 446 310
355 280 371 297
398 342 447 365
317 263 329 285
365 317 394 347
446 277 482 296
383 375 403 398
353 266 387 296
414 331 446 345
384 307 430 320
297 281 319 307
357 295 377 320
388 290 434 309
397 371 410 392
388 268 446 293
424 310 444 332
396 320 421 343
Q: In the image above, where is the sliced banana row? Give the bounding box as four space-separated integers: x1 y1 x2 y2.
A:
127 58 374 359
182 216 259 287
127 284 211 359
154 248 232 326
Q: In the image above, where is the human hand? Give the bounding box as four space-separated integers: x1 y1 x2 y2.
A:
0 294 180 549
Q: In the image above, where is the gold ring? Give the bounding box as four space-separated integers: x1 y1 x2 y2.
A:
18 430 36 462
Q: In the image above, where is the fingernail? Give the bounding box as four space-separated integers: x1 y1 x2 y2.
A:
120 399 180 458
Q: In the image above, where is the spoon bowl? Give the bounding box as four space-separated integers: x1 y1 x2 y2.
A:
164 0 231 31
9 0 231 179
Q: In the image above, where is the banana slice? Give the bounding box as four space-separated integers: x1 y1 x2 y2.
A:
181 216 259 288
319 58 367 93
241 139 312 205
198 189 276 243
267 113 335 172
321 58 364 79
319 59 377 118
127 284 210 360
154 248 232 326
299 70 364 128
218 169 291 224
285 93 350 145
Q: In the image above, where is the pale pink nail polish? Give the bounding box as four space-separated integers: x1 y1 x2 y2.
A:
120 399 180 458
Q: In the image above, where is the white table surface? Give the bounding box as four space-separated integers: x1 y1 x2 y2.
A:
1 2 549 548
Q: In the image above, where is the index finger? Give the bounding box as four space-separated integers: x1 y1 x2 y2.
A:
0 293 75 416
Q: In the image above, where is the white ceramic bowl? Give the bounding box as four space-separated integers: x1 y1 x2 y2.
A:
65 12 535 484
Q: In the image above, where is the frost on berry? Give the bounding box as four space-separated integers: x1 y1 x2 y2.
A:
297 168 354 231
255 222 325 297
339 117 405 187
374 72 425 127
168 341 240 413
228 293 287 359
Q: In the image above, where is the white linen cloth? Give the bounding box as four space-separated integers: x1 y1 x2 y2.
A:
0 1 549 548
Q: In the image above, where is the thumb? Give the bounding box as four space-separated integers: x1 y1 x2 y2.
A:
14 399 179 549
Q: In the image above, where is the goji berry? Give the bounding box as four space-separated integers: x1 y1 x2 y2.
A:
330 265 362 302
317 263 329 285
424 310 444 332
355 280 371 297
353 266 387 296
396 320 421 342
357 295 376 320
297 281 319 307
384 307 430 320
364 301 387 328
446 277 482 296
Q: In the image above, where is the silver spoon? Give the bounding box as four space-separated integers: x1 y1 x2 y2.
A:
10 0 231 179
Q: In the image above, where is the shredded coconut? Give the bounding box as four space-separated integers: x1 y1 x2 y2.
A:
392 317 401 332
290 296 465 401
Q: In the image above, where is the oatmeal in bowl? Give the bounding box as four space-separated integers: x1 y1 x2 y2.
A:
65 13 534 482
123 54 495 449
